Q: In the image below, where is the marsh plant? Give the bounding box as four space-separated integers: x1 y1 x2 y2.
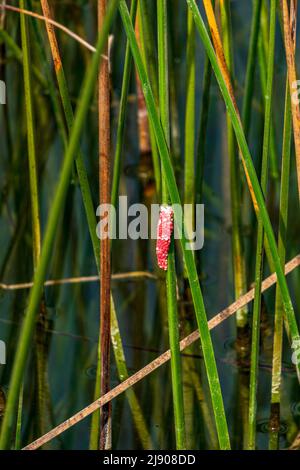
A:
0 0 300 452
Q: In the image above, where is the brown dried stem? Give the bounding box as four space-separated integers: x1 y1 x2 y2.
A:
22 254 300 450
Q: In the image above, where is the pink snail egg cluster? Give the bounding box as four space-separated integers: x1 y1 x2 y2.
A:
156 205 174 271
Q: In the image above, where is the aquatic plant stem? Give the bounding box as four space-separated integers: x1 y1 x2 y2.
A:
242 0 262 137
137 2 161 197
269 79 292 450
157 0 186 450
220 0 248 330
0 0 119 449
111 0 137 209
269 0 297 449
23 255 300 450
20 0 41 267
184 6 195 218
118 0 231 449
195 54 211 206
280 0 300 200
259 0 279 181
38 0 150 449
248 0 276 450
186 0 300 372
17 0 42 448
98 0 111 450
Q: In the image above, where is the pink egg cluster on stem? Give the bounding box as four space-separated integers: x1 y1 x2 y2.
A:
156 205 174 271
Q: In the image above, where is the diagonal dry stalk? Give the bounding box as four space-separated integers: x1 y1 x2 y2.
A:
0 3 96 52
0 271 157 290
22 255 300 450
98 0 111 451
280 0 300 200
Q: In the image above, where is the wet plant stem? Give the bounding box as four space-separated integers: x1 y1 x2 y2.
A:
184 6 195 217
269 0 297 450
16 0 42 448
98 0 111 450
195 54 211 206
242 0 262 138
280 0 300 200
0 0 119 449
259 0 279 180
248 0 276 450
111 0 137 209
119 0 231 449
186 0 300 379
37 0 150 450
220 0 248 330
157 0 186 450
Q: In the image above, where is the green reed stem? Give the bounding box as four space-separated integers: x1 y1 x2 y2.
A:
186 0 300 372
35 0 149 449
184 6 195 213
14 383 23 450
259 0 279 180
119 0 230 449
269 78 292 450
110 304 152 448
111 0 137 209
93 0 151 450
195 54 211 206
242 0 262 137
248 0 276 450
221 0 248 330
0 0 119 449
157 0 186 450
16 0 42 448
29 11 68 150
20 0 41 268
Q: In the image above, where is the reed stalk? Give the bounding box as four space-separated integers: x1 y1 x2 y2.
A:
0 29 46 86
20 0 41 268
248 0 276 450
36 0 150 449
157 0 186 450
186 0 300 375
98 0 112 450
0 0 119 449
219 0 250 448
269 78 292 450
1 0 300 452
111 0 137 209
137 1 161 197
242 0 262 137
119 0 231 449
269 0 297 449
17 0 42 448
259 0 279 181
184 6 195 217
280 0 300 200
195 54 211 206
220 0 248 331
